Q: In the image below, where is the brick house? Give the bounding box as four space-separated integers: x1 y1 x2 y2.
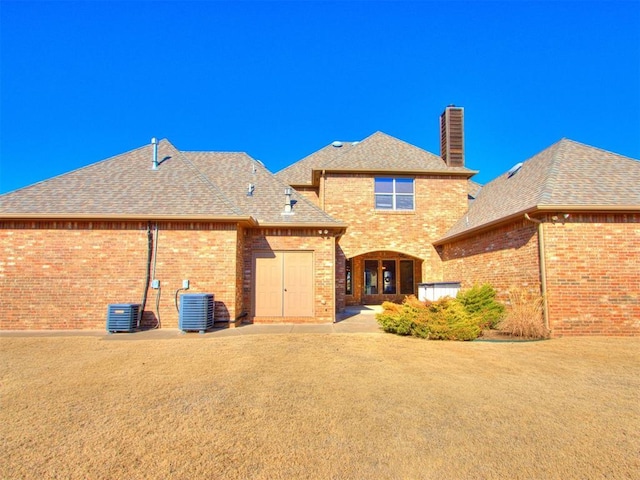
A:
0 140 345 329
1 106 638 335
276 106 475 312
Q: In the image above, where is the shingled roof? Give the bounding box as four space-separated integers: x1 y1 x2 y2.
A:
276 131 476 186
182 151 342 226
0 139 344 228
437 139 640 243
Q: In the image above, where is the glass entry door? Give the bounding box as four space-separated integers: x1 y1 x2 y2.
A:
364 260 378 295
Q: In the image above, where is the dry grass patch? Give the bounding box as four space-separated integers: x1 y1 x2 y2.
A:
1 333 639 479
498 288 548 339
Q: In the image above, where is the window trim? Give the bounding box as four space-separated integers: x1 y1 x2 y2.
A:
345 258 353 296
374 177 415 211
399 259 415 295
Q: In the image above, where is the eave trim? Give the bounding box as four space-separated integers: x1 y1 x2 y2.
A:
434 204 640 245
0 213 259 226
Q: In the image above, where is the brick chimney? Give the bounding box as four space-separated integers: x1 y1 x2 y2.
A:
440 105 464 167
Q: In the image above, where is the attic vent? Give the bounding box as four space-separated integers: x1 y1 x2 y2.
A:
106 303 140 333
332 141 343 148
507 162 523 178
179 293 214 333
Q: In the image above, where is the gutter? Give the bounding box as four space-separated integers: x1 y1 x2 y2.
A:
434 208 537 245
434 204 640 246
524 213 550 331
311 167 478 188
0 213 259 227
316 167 478 177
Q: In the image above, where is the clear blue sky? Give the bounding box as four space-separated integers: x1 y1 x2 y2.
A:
1 0 639 194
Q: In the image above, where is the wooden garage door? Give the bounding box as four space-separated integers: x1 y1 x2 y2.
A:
253 251 313 317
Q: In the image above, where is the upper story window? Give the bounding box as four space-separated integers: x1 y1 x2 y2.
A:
374 177 414 211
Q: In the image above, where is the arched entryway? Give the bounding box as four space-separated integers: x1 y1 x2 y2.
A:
344 250 423 306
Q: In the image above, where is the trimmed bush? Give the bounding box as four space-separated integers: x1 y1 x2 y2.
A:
376 301 415 335
456 283 505 329
376 296 481 341
417 298 481 341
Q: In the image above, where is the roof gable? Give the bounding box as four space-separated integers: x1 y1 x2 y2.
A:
438 139 640 243
277 131 476 186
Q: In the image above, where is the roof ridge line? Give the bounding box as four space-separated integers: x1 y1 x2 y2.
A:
538 141 569 204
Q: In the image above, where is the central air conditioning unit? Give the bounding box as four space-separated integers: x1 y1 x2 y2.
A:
106 303 140 333
179 293 214 334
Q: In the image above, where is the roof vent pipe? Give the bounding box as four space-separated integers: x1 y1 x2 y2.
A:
284 187 293 213
151 137 158 170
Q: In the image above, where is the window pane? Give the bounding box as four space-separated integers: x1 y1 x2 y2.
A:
400 260 414 294
374 178 393 193
382 260 396 294
345 258 352 295
395 178 414 193
375 194 393 209
396 195 414 210
364 260 378 295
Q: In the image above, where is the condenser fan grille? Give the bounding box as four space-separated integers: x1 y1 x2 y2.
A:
106 303 140 333
179 293 214 333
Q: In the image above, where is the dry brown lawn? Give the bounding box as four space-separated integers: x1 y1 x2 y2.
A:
1 332 638 479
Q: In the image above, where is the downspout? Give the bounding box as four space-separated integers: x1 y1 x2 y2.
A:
524 214 550 331
331 232 336 323
152 223 160 329
139 221 154 328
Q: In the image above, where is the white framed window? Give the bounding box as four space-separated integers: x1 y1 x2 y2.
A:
374 177 414 210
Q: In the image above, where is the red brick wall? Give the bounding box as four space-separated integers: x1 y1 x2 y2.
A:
293 187 320 206
322 173 469 283
440 214 640 336
544 214 640 336
335 245 346 312
0 221 239 330
234 226 246 324
152 223 239 327
439 219 540 298
243 228 335 323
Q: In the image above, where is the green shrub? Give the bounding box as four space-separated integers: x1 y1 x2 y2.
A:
376 301 415 335
419 298 481 341
376 296 481 341
456 283 505 329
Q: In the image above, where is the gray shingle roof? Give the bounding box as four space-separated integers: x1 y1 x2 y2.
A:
0 139 344 227
183 151 342 226
276 131 476 186
437 139 640 243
